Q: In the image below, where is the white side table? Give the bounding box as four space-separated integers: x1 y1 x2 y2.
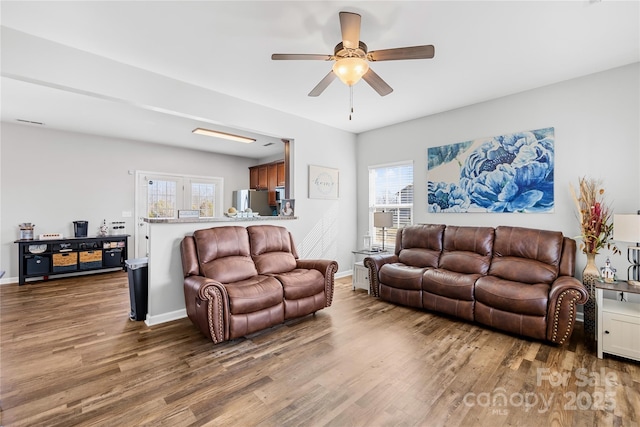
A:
596 281 640 361
352 249 388 293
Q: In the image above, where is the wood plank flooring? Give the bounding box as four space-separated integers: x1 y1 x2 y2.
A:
1 272 639 426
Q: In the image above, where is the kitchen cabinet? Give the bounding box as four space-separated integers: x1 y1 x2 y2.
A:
249 167 259 190
267 163 278 205
258 165 268 190
249 160 285 205
15 235 129 285
249 164 269 190
277 162 285 187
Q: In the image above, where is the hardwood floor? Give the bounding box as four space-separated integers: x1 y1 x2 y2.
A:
1 272 639 426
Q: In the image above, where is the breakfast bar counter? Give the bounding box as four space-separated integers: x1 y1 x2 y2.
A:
144 215 296 224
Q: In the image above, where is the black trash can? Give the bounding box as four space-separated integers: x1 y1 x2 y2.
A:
73 220 88 237
125 257 148 321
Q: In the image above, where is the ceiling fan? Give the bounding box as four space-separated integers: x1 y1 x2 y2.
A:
271 11 435 98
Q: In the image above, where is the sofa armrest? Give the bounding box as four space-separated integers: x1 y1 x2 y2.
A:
364 253 399 297
184 275 230 344
296 259 338 307
546 276 588 345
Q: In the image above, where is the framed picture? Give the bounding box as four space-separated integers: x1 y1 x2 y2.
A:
308 165 339 199
279 199 295 217
427 127 555 213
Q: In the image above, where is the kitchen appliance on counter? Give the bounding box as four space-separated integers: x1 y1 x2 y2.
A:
73 220 88 237
275 186 286 204
19 223 35 240
232 189 273 216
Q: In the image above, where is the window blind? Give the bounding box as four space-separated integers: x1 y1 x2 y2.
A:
368 161 414 249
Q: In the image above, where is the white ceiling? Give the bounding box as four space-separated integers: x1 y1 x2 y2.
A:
1 1 639 159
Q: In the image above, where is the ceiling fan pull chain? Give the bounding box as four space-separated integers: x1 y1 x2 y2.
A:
349 85 354 120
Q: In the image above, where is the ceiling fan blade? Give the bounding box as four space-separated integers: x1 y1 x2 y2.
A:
339 11 361 49
368 45 435 61
272 53 333 61
308 71 337 97
362 68 393 96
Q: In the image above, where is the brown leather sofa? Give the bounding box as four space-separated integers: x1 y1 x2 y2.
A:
364 224 588 344
180 224 338 344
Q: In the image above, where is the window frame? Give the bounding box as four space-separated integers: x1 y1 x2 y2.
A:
368 160 414 250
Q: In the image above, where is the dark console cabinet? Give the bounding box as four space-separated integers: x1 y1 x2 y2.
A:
15 235 129 285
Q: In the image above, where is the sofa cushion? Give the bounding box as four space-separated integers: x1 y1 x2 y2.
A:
228 303 285 339
488 226 563 284
422 293 474 322
248 225 297 274
379 284 422 308
397 224 445 268
475 276 549 316
225 275 284 315
194 226 258 283
284 294 326 319
439 226 494 274
273 268 325 300
422 269 479 301
379 263 427 291
475 302 547 340
253 252 297 275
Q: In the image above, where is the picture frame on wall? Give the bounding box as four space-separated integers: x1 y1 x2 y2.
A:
279 199 295 217
427 127 555 213
308 165 339 199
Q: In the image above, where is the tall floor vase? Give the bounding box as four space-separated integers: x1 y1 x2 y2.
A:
582 252 600 350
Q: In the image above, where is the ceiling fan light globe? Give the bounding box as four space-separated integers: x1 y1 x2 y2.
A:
332 57 369 86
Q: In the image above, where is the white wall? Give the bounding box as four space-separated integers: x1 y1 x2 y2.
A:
1 123 357 282
1 28 358 284
356 63 640 277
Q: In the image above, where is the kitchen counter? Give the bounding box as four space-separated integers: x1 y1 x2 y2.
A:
143 215 296 224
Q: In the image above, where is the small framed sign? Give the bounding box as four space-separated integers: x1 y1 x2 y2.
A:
308 165 339 199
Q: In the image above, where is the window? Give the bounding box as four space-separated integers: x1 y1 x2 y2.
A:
135 172 223 258
368 161 414 249
189 180 216 218
147 179 179 218
143 174 222 219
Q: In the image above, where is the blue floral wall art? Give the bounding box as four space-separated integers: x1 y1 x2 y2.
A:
427 127 555 213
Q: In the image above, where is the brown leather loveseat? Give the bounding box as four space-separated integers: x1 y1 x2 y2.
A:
365 224 588 344
180 224 338 344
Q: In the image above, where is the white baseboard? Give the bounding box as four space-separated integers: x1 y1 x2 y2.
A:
335 270 352 279
1 275 18 285
145 308 187 326
0 268 124 286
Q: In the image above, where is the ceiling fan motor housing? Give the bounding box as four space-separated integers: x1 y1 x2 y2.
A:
334 41 368 59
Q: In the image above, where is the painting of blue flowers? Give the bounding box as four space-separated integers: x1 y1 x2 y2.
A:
427 127 554 213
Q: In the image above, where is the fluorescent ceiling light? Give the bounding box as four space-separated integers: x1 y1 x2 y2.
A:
192 127 256 143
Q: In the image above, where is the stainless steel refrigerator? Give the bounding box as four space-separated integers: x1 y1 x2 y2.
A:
232 189 273 216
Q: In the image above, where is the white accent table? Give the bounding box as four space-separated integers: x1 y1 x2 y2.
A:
596 280 640 361
352 249 388 294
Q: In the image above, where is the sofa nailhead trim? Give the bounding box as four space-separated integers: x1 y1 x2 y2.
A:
363 259 379 297
207 287 224 344
551 289 579 345
325 264 337 307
